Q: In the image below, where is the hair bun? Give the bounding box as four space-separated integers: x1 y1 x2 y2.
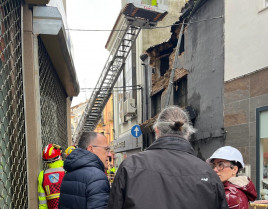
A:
169 120 184 131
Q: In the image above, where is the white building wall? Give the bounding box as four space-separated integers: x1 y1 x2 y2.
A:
225 0 268 81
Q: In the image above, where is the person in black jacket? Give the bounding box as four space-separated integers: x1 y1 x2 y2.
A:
108 106 228 209
59 132 110 209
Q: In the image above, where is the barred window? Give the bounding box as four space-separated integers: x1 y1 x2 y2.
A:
0 0 28 208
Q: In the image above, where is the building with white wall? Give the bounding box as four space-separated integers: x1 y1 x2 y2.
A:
224 0 268 198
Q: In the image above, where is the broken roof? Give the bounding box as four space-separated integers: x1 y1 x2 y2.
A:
171 0 209 33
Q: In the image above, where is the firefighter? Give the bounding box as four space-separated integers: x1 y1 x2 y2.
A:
38 144 65 209
107 166 117 174
64 145 75 157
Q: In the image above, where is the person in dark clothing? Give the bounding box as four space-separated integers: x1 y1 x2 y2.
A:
108 106 228 209
59 132 110 209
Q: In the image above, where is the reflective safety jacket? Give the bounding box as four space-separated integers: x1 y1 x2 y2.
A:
38 160 65 209
107 167 117 174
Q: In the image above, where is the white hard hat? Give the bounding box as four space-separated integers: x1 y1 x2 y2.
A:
206 146 244 168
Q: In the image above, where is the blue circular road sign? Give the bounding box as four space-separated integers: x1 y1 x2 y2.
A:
131 125 142 138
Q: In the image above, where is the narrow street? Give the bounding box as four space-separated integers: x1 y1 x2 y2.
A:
0 0 267 208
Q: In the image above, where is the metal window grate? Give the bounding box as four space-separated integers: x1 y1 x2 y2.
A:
38 37 68 159
0 0 28 208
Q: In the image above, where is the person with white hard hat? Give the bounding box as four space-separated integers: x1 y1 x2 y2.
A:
207 146 257 209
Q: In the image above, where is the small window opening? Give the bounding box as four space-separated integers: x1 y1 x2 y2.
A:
151 91 162 117
160 56 169 76
174 76 187 107
179 34 185 55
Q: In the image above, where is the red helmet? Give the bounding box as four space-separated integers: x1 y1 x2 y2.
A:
42 144 62 162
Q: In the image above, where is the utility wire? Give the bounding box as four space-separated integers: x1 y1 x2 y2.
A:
81 85 142 89
80 86 142 92
65 16 223 32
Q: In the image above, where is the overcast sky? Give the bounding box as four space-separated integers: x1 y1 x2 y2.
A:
66 0 121 106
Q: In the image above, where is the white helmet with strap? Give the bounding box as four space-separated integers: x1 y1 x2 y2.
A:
206 146 244 168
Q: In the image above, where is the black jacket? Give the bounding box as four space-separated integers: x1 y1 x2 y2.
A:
108 135 228 209
59 148 110 209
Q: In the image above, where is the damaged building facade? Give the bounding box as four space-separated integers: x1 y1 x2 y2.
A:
141 0 225 158
107 0 187 166
140 0 268 198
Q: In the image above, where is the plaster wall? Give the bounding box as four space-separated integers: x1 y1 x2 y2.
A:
176 0 224 142
139 0 182 53
95 96 114 145
23 5 42 208
225 0 268 81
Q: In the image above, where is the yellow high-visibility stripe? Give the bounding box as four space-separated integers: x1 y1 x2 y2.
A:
45 185 50 195
38 170 48 209
46 193 60 200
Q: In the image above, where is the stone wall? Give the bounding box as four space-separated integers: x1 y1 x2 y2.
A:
224 68 268 184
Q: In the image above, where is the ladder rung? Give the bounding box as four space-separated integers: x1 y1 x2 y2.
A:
115 56 124 59
121 44 130 47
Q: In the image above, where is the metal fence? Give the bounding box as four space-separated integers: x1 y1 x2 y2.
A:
38 37 68 160
0 0 28 208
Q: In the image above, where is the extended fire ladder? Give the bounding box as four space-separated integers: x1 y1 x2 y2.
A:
73 3 167 143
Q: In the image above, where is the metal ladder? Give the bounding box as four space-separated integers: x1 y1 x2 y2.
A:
73 3 167 143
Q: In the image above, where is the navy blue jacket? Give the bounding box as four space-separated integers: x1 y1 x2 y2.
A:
59 148 110 209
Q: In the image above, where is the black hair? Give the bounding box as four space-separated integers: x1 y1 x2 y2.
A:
169 120 184 131
78 132 98 150
230 161 243 175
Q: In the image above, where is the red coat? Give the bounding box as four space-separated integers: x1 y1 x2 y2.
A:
224 176 257 209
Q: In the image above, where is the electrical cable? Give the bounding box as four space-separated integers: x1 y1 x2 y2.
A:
65 16 223 32
81 85 142 89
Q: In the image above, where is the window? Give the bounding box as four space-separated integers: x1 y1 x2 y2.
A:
179 34 185 55
151 91 162 117
117 63 125 125
158 47 173 76
265 0 268 7
125 50 133 99
160 55 169 76
174 76 187 108
257 107 268 200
